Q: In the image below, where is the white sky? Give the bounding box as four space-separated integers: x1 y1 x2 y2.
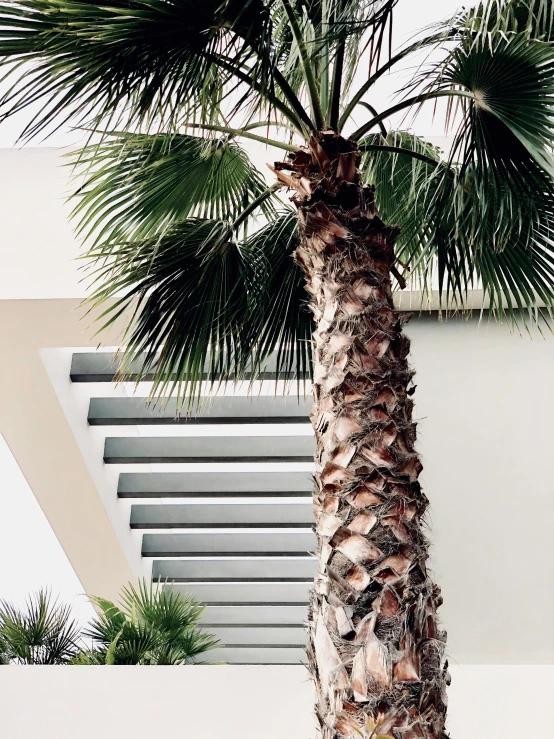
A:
0 434 95 621
0 0 474 620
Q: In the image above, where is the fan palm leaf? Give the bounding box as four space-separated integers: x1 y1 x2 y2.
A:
83 580 219 665
0 591 81 664
72 132 275 247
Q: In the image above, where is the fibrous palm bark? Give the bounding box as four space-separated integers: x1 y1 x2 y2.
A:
274 133 449 739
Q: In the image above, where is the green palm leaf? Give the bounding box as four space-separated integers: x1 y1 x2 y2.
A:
119 579 206 634
84 579 219 665
431 27 554 315
363 127 554 319
0 0 275 137
72 132 275 247
457 0 554 41
0 590 81 665
360 131 445 282
358 19 554 320
86 218 257 407
245 209 313 384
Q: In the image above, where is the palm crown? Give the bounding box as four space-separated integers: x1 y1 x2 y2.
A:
0 0 553 406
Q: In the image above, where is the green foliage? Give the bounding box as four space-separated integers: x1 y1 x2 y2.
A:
245 210 313 384
72 132 275 248
86 218 257 407
0 631 10 664
362 18 554 321
82 580 219 665
457 0 554 41
85 205 313 406
0 590 81 664
0 0 281 137
1 0 554 398
0 583 218 666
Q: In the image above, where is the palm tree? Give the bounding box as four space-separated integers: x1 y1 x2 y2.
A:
0 0 553 734
77 579 219 665
0 590 81 664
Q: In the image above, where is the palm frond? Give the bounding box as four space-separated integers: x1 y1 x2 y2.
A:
434 23 554 317
362 123 554 322
458 0 554 41
86 218 259 408
271 0 399 128
0 590 81 664
360 131 446 286
441 32 554 177
119 580 206 634
84 579 219 665
0 0 281 138
245 209 313 384
71 132 275 248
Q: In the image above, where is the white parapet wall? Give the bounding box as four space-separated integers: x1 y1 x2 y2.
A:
0 664 553 739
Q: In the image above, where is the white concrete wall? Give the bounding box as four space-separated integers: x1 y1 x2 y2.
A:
0 665 552 739
0 148 83 299
407 316 554 664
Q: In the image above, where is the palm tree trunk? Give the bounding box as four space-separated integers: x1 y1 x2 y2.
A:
274 133 449 739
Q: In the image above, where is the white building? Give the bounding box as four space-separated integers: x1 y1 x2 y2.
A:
0 146 552 738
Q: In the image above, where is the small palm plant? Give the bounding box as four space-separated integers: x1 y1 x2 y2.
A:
78 580 219 665
0 590 81 664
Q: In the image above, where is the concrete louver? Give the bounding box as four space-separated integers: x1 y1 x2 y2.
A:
164 581 312 608
130 502 314 529
89 396 311 425
73 351 317 664
199 626 307 646
104 435 314 463
142 531 316 557
71 350 302 382
157 557 315 583
201 604 307 625
117 471 313 498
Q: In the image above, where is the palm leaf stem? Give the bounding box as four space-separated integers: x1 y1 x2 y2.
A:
320 0 330 118
359 102 387 137
329 41 346 130
279 0 325 129
231 183 282 230
338 32 446 130
359 143 442 167
184 122 300 151
272 67 315 133
209 54 309 133
350 89 476 141
242 119 299 134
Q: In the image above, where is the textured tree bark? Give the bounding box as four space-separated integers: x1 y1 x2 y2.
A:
273 133 449 739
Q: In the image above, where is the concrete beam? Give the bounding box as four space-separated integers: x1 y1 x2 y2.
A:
0 299 135 601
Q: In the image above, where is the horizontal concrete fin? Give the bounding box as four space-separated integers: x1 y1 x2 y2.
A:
202 626 306 647
166 581 312 603
89 395 312 425
142 531 316 557
202 604 307 625
155 558 316 582
131 502 314 529
105 436 315 463
71 351 303 382
118 471 314 498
